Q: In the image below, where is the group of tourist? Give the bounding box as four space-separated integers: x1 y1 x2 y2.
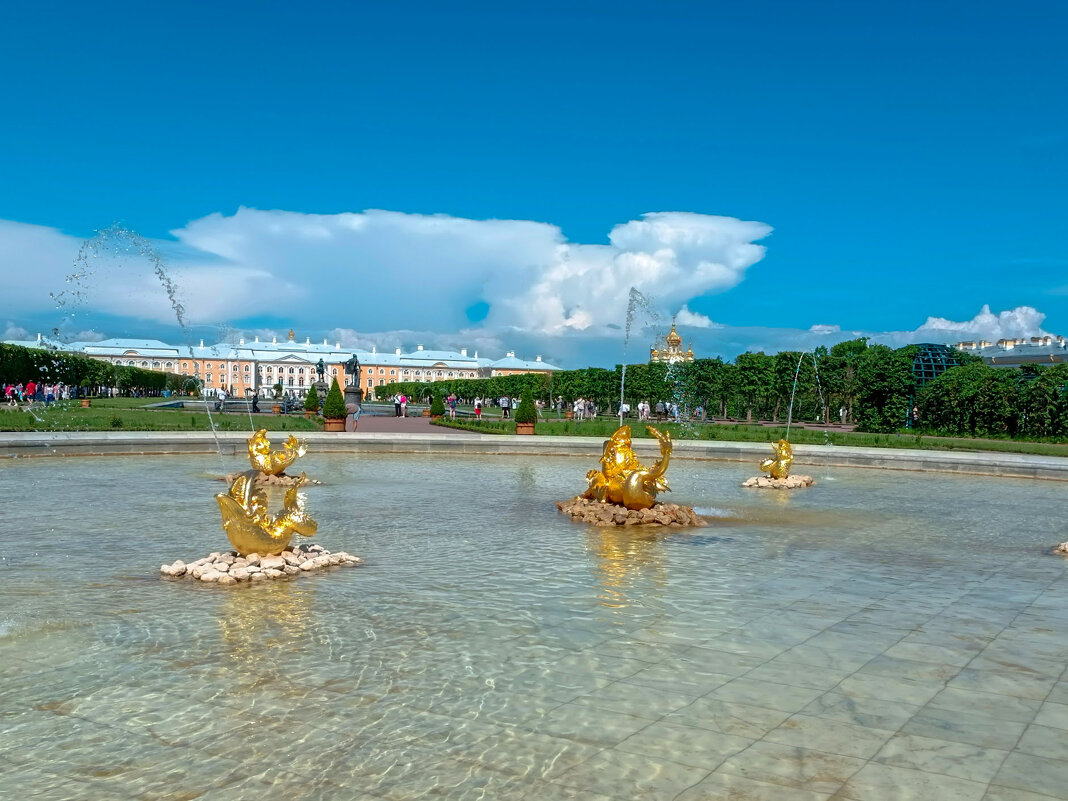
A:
4 381 70 406
392 393 409 417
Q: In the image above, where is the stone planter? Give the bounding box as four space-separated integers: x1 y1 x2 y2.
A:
323 417 346 432
304 410 315 419
431 413 442 421
516 422 536 435
80 398 91 408
565 410 573 420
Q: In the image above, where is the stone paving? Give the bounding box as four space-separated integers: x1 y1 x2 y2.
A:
1 455 1066 800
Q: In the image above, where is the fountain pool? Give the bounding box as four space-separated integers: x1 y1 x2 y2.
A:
2 454 1067 800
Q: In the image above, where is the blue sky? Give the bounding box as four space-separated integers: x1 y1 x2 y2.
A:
1 1 1065 365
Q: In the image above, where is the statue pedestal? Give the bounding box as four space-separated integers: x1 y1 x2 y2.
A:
556 497 706 527
344 385 363 407
742 475 815 489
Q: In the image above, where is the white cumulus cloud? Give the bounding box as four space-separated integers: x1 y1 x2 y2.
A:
0 209 771 338
675 305 717 329
912 304 1049 342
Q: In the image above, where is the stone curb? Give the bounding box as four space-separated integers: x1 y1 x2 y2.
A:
2 431 1067 481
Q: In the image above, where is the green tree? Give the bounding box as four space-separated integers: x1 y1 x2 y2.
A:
321 378 346 419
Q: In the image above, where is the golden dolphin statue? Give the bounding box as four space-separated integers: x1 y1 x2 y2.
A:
248 429 307 476
216 470 318 556
759 439 793 479
582 425 672 510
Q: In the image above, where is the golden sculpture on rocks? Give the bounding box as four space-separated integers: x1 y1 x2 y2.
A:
248 429 307 476
582 425 673 510
759 439 793 479
216 471 318 556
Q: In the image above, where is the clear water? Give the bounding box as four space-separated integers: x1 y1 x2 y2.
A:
2 455 1067 800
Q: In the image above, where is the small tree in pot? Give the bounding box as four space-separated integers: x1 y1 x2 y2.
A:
429 390 446 420
271 382 283 414
79 379 92 407
322 377 347 431
303 385 319 418
514 390 537 435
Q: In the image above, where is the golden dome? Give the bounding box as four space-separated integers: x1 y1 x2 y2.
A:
665 323 682 347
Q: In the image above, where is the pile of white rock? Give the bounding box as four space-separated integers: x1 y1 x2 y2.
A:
742 475 816 489
160 543 361 584
218 472 321 487
556 497 707 527
1054 541 1068 556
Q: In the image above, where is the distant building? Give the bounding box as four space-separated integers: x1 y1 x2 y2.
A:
2 330 562 399
650 319 694 364
955 335 1068 368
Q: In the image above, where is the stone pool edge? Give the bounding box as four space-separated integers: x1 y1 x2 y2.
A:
2 431 1067 481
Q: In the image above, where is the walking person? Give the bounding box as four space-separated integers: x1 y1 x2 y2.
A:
447 392 457 420
400 393 408 418
393 394 401 417
501 394 511 419
474 397 482 420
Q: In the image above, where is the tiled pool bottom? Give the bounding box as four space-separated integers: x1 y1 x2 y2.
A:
1 453 1067 800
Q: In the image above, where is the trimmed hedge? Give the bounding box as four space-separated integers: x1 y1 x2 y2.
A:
0 343 183 395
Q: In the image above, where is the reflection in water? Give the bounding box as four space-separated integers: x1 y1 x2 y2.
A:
217 581 318 678
585 527 669 610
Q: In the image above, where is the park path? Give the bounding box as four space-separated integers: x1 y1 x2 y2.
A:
353 414 467 435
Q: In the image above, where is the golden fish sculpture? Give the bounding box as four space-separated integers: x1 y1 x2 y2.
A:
582 425 672 510
216 470 318 556
248 429 307 476
760 439 793 479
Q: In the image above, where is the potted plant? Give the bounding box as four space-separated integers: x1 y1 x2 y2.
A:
322 377 347 432
303 385 319 418
271 382 283 414
514 391 537 435
79 379 92 407
429 391 445 421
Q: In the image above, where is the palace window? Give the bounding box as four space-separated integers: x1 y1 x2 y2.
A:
126 360 134 366
288 378 294 386
244 365 249 372
207 374 213 383
288 367 295 374
206 363 212 369
415 370 421 376
379 379 385 385
379 368 385 375
152 361 160 368
367 378 373 387
331 368 337 376
299 377 305 387
298 368 305 375
447 372 453 377
165 362 173 369
390 369 396 375
181 362 187 369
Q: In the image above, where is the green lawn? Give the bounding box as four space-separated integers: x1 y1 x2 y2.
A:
432 417 1068 458
0 398 322 432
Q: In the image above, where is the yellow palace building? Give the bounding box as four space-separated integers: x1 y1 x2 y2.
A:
7 330 560 399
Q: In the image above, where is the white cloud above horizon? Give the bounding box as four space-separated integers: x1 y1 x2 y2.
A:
0 208 1060 368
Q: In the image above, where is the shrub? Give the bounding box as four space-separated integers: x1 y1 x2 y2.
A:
514 391 537 424
430 391 445 416
110 415 124 428
272 382 283 399
304 385 319 412
322 378 347 419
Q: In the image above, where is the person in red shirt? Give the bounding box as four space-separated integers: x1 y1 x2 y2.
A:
25 381 36 400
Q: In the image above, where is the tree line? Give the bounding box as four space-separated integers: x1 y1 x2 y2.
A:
0 343 192 396
384 339 917 432
385 338 1068 438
